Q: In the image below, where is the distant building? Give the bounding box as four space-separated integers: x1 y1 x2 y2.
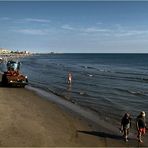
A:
0 48 11 54
0 48 31 55
24 51 30 54
17 50 30 54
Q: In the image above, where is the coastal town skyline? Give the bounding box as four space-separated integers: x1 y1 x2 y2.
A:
1 1 148 53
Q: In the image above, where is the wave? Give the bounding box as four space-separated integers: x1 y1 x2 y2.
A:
115 71 148 77
80 65 97 70
95 71 148 84
115 88 146 96
79 64 148 84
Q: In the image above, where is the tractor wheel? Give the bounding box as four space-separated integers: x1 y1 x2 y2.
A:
2 74 8 86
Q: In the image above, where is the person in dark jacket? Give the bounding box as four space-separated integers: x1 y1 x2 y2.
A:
136 111 146 143
121 113 131 142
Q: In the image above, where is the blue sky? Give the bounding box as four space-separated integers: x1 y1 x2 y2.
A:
0 1 148 53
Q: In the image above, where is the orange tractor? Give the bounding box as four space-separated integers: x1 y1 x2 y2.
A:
2 60 28 87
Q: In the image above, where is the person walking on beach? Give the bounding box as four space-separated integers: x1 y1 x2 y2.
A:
121 113 132 142
136 111 147 143
67 72 72 85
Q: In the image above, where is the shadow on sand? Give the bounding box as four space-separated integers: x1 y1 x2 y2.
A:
78 130 123 140
0 82 24 88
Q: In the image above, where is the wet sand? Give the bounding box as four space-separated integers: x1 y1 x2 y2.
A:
0 87 105 147
0 76 147 146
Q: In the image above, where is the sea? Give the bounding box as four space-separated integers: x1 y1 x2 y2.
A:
1 53 148 128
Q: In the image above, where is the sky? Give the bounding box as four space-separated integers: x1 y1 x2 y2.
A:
0 1 148 53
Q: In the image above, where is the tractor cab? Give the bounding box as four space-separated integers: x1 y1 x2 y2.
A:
7 61 20 71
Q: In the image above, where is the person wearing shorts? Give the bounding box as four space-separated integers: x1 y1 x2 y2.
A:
136 111 146 143
121 113 131 142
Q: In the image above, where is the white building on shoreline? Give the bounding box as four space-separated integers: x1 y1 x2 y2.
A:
0 48 11 54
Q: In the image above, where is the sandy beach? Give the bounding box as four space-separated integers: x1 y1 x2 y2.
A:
0 75 147 147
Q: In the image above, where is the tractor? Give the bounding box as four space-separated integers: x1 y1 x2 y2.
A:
2 60 28 87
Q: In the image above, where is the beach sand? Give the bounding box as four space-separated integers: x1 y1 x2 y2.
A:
0 76 147 147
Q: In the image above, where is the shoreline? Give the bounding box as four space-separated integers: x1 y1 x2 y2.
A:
0 53 32 63
0 74 147 146
26 85 119 133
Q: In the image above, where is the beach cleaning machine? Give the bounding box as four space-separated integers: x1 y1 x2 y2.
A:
2 60 28 87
